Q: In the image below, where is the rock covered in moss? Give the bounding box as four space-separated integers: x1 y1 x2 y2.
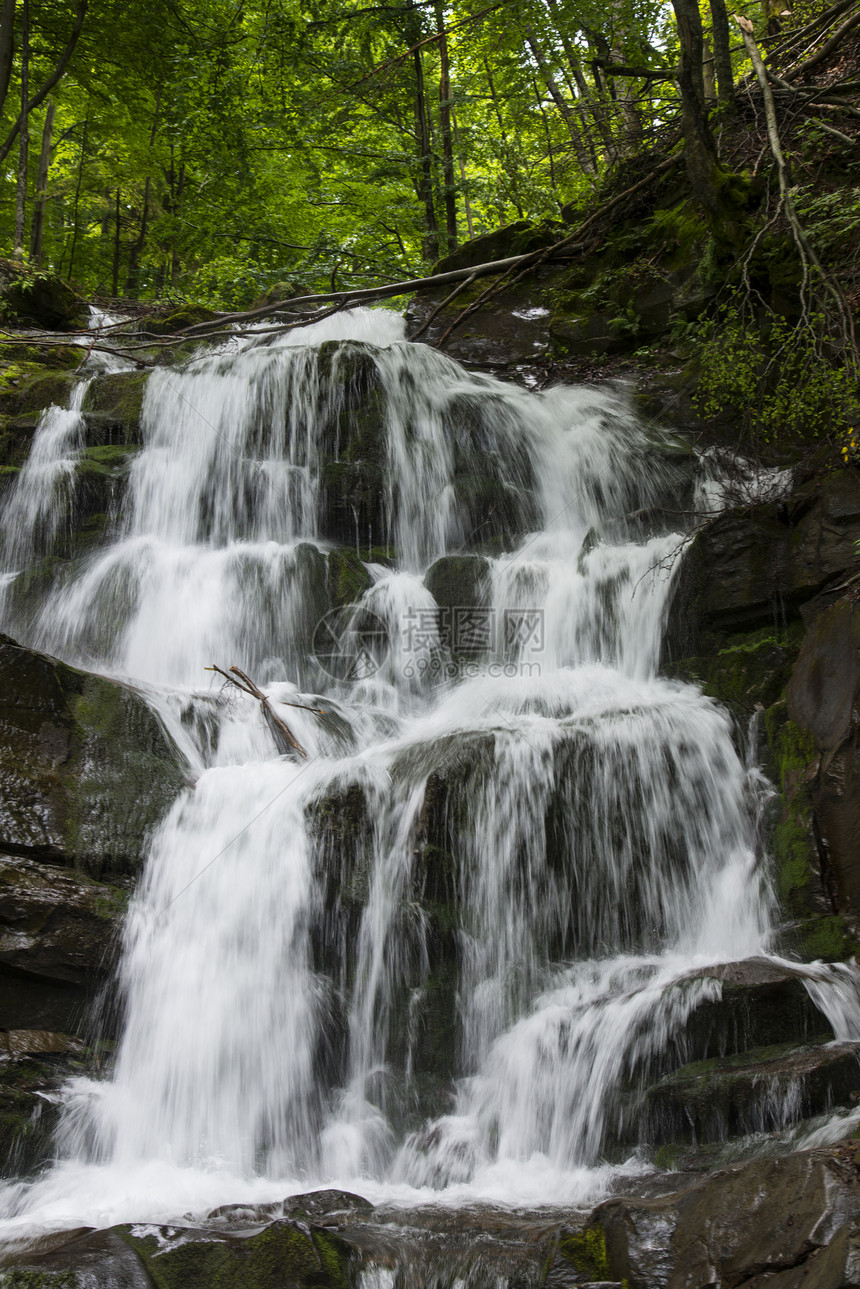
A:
0 634 185 875
81 370 149 443
0 262 87 331
117 1217 353 1289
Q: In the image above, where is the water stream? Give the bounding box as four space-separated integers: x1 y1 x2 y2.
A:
0 308 857 1243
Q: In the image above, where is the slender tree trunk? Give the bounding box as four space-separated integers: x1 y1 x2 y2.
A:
125 176 150 294
13 0 29 259
609 0 643 149
434 4 457 251
29 99 55 264
703 38 717 101
112 187 121 295
709 0 736 109
171 161 185 283
0 0 87 166
450 105 474 239
531 72 559 193
125 92 160 294
413 45 439 261
546 0 613 152
484 59 524 219
66 115 88 279
0 0 14 119
523 24 595 174
671 0 722 213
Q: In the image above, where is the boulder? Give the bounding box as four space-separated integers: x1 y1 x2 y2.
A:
0 264 86 330
595 1141 860 1289
0 853 125 988
81 370 149 444
424 554 491 655
667 470 860 651
643 1040 860 1145
0 634 185 875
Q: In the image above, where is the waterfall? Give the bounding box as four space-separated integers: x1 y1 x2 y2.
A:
0 308 853 1234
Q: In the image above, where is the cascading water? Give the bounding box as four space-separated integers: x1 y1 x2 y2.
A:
1 307 857 1241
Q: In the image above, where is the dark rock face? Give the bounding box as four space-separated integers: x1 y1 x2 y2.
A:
644 1040 860 1145
0 854 124 987
0 265 86 330
669 471 860 650
788 597 860 926
596 1141 860 1289
665 467 860 958
0 636 185 1169
0 635 186 876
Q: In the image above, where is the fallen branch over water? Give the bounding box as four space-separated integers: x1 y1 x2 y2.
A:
206 664 314 758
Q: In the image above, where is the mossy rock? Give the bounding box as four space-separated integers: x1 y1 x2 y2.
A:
0 270 86 330
424 554 490 655
0 634 186 876
326 549 372 608
0 367 78 422
643 1038 860 1144
141 304 217 337
666 626 802 713
81 370 149 443
555 1222 611 1282
118 1220 352 1289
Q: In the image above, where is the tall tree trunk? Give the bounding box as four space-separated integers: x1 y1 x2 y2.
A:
66 114 88 280
29 99 55 264
112 187 121 295
13 0 29 259
450 105 474 240
484 59 524 218
531 72 559 194
709 0 736 109
434 4 457 251
703 38 717 101
0 0 14 119
125 176 150 294
671 0 722 213
125 92 160 294
546 0 613 152
0 0 86 166
523 24 595 174
171 161 185 283
413 45 439 261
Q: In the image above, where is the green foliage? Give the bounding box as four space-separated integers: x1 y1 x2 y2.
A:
694 304 857 443
0 1272 76 1289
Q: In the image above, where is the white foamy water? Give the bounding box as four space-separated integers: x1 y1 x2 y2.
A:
0 306 857 1244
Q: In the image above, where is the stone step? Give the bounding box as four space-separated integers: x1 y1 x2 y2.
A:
642 1038 860 1145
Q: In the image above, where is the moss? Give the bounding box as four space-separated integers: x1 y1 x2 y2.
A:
81 371 148 441
119 1220 351 1289
143 304 216 337
557 1223 610 1281
0 367 77 419
764 705 818 916
796 915 860 962
0 1271 76 1288
667 632 801 712
326 549 372 608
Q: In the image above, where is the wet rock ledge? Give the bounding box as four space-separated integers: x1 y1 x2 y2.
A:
6 1140 860 1288
0 633 186 1171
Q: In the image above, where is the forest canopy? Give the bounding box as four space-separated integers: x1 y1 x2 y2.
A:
0 0 852 305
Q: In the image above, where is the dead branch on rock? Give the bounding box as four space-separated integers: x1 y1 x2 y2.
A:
735 15 859 375
206 664 318 758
